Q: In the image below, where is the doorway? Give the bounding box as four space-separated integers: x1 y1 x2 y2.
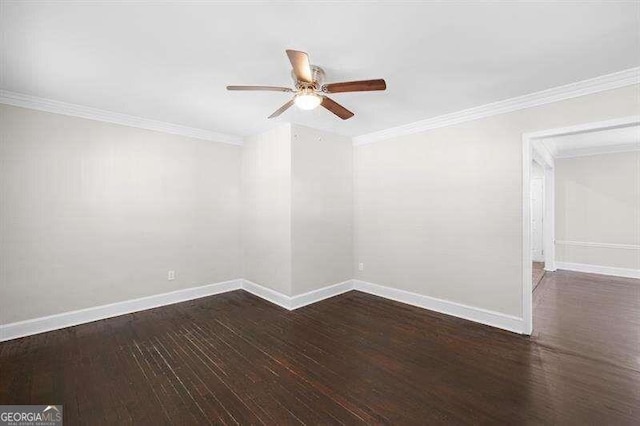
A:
521 115 640 335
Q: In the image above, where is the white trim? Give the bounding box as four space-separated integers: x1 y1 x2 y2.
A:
543 166 556 271
0 277 529 342
555 262 640 279
354 68 640 145
532 254 545 263
241 280 293 310
523 115 640 141
552 143 640 159
532 141 556 168
0 278 355 342
242 279 525 334
0 279 242 342
522 133 534 335
530 174 545 264
353 280 524 334
556 240 640 250
531 143 556 272
241 279 354 310
289 280 354 309
0 90 243 146
531 141 556 271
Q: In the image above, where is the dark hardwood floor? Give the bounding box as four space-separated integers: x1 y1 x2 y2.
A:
533 269 640 372
1 271 639 424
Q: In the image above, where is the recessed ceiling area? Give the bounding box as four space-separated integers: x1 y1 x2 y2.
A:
540 125 640 158
1 2 639 139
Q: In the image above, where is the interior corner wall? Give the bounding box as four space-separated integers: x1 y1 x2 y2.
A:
353 84 640 319
0 104 242 324
555 151 640 269
291 124 353 295
241 123 354 297
241 124 292 295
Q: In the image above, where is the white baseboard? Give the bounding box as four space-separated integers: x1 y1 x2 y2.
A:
1 276 527 342
353 280 525 334
0 279 242 342
290 280 354 309
241 280 292 310
241 279 354 310
240 280 524 335
556 262 640 279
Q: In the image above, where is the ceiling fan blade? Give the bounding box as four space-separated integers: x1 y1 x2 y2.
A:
322 79 386 93
286 49 313 83
268 99 295 119
321 96 354 120
227 85 293 92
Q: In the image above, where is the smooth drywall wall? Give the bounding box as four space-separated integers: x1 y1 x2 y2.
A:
354 85 640 317
291 124 353 295
555 151 640 269
241 124 292 295
241 124 354 296
0 104 241 324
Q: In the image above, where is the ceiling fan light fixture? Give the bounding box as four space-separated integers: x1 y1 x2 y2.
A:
294 90 321 110
227 49 385 119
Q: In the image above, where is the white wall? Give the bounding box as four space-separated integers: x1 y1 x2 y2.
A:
0 104 241 324
3 85 638 330
241 124 292 295
354 85 640 318
555 151 640 269
291 124 353 295
241 124 353 296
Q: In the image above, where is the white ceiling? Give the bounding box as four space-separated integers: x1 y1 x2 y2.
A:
1 2 639 139
540 125 640 158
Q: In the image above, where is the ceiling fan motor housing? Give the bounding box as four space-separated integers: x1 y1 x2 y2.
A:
292 65 325 90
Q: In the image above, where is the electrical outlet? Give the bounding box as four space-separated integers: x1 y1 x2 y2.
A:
358 263 364 271
168 270 175 280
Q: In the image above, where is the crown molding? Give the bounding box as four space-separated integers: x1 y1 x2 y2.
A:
0 90 243 146
553 143 640 159
353 67 640 146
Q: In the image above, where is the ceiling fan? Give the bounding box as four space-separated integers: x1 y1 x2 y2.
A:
227 49 386 120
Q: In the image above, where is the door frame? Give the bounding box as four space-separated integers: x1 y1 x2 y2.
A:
520 115 640 335
531 143 555 271
530 167 546 263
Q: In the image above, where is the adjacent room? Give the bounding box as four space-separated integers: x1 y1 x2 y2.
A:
1 2 639 424
531 124 639 372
